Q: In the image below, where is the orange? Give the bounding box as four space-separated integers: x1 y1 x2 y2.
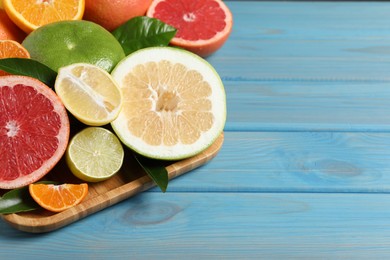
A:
29 183 88 212
147 0 233 57
3 0 85 34
0 9 25 42
0 75 70 189
0 40 30 76
83 0 152 31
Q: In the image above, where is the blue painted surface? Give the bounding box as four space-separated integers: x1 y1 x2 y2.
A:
3 1 390 258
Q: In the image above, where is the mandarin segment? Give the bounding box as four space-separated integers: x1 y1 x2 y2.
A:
29 183 88 212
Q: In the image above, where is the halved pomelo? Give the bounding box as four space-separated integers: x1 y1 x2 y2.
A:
111 47 226 160
0 75 70 189
146 0 233 57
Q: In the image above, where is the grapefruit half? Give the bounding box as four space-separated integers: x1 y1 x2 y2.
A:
146 0 233 57
0 76 70 189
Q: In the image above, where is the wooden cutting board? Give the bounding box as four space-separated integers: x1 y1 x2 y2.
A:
1 133 224 233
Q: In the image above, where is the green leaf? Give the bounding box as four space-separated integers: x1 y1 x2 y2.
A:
0 181 59 214
0 186 39 214
134 155 169 193
0 58 57 87
112 16 177 55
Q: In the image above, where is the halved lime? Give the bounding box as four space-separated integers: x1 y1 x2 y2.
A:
66 127 124 182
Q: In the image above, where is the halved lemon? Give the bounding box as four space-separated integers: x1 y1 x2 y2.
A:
55 63 122 126
111 47 226 160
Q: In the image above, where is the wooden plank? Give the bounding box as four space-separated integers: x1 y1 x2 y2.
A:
209 2 390 81
224 80 390 131
1 134 224 233
205 2 390 131
2 191 390 258
155 131 390 193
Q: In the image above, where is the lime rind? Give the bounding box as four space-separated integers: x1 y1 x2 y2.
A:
66 127 125 182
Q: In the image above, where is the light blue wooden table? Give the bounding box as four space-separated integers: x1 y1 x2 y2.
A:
3 1 390 258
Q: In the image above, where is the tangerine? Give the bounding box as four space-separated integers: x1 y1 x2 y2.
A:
29 183 88 212
0 9 25 42
84 0 152 31
0 40 30 76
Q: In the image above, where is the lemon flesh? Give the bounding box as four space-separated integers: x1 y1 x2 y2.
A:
111 47 226 160
55 63 122 126
66 127 124 182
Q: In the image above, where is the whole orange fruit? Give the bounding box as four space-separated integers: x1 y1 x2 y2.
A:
83 0 153 31
0 9 25 42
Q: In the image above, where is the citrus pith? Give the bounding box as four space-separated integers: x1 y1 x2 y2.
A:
55 63 123 126
147 0 233 57
111 47 226 160
66 127 124 182
3 0 85 34
0 75 70 189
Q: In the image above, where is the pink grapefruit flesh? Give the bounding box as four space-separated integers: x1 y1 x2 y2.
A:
147 0 233 57
0 76 70 189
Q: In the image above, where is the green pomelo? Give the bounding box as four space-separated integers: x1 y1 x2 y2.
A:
22 20 125 72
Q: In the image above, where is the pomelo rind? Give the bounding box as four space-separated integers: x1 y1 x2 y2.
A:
111 47 226 160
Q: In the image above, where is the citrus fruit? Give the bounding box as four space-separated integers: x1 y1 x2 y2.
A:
29 183 88 212
3 0 85 34
55 63 122 126
22 20 125 72
84 0 153 31
0 40 30 76
0 75 70 189
146 0 233 57
66 127 124 182
110 47 226 160
0 9 25 42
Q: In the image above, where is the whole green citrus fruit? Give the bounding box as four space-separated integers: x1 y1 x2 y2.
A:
22 20 125 72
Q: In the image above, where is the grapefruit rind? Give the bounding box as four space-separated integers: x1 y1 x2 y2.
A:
110 47 226 161
146 0 233 57
0 76 70 189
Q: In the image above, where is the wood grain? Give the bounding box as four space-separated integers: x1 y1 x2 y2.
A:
2 191 390 259
158 131 390 193
1 134 224 233
224 80 390 131
2 1 390 258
